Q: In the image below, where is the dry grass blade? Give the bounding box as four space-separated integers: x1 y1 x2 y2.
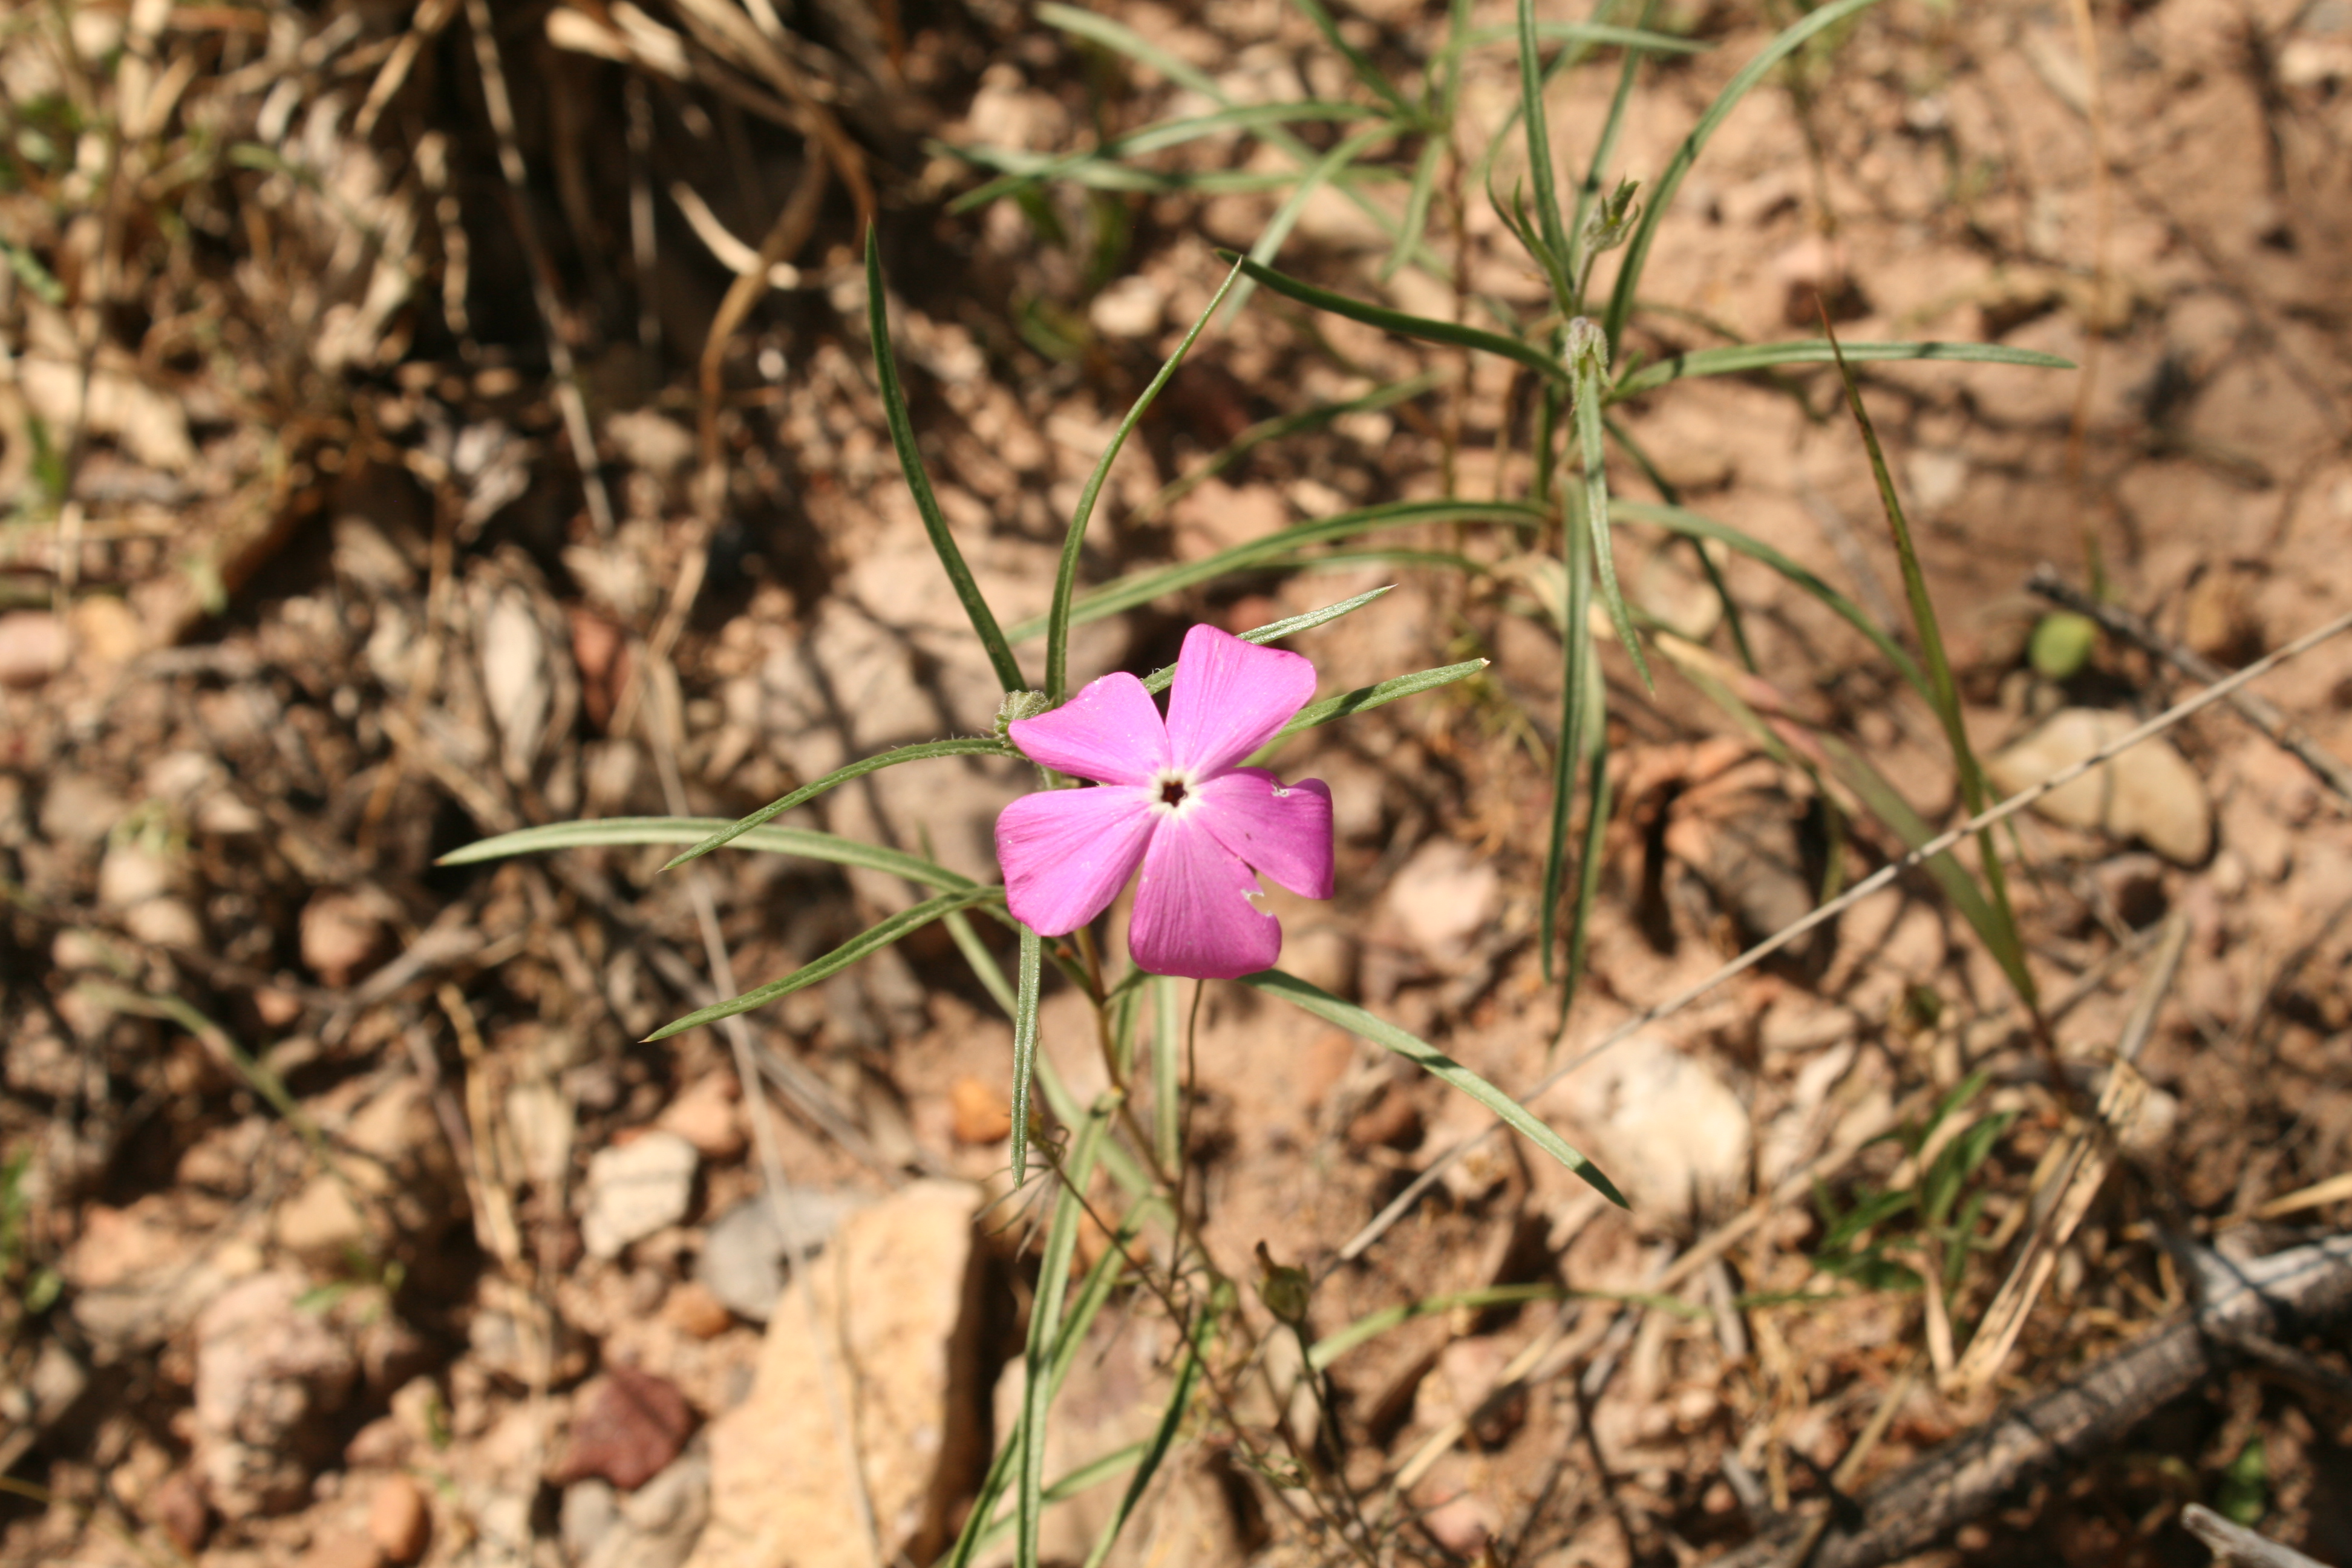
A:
2180 1506 2335 1568
1952 913 2188 1395
460 0 617 538
1341 601 2352 1263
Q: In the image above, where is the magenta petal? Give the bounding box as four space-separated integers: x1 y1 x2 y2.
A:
1126 812 1281 979
1189 768 1334 900
996 786 1156 936
1163 625 1317 776
1008 671 1169 785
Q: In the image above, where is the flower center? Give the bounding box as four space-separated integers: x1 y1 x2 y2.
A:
1148 766 1198 817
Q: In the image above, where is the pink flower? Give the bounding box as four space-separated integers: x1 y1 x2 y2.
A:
995 625 1335 979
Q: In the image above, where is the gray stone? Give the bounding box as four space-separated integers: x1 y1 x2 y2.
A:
580 1133 699 1260
694 1191 858 1324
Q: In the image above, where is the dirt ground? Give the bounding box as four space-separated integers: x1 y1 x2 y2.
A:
5 1 2352 1566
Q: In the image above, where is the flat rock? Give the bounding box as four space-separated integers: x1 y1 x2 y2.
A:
192 1271 360 1518
1550 1032 1749 1223
581 1132 699 1260
694 1191 859 1323
685 1179 987 1568
368 1474 430 1564
1987 707 2213 865
550 1365 697 1491
1387 837 1499 964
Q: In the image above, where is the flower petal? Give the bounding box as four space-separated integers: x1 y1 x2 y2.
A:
1126 811 1281 979
1163 624 1316 776
996 786 1156 936
1008 671 1169 785
1190 768 1334 899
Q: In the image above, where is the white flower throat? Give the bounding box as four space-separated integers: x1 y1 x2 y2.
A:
1148 766 1200 817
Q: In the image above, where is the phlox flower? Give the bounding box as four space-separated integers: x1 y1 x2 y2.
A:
995 624 1334 979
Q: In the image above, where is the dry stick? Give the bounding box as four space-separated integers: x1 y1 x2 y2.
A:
2027 565 2352 803
641 659 886 1568
2180 1505 2336 1568
1341 603 2352 1264
2062 0 2112 506
1951 912 2188 1395
1710 1234 2352 1568
460 0 616 538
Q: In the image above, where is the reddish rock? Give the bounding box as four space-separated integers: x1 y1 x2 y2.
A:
368 1474 430 1564
551 1365 697 1491
947 1077 1012 1145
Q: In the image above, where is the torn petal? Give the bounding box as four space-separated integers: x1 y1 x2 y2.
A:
1009 671 1169 785
996 785 1156 936
1190 768 1334 900
1163 624 1317 777
1126 811 1281 979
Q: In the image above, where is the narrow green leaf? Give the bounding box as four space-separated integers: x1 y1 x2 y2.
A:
1290 0 1421 122
1151 975 1182 1174
1132 372 1443 525
646 887 1002 1042
1601 0 1886 354
1021 1097 1117 1568
1540 475 1593 984
1079 1309 1209 1568
1010 926 1045 1186
947 101 1377 212
1567 12 1647 303
1048 258 1247 703
661 737 1010 871
1307 1281 1706 1370
1252 659 1488 760
440 817 982 893
948 151 1343 197
1462 19 1708 54
1384 136 1448 285
1242 970 1624 1205
949 1198 1154 1568
869 232 1027 692
1573 342 1650 688
1142 587 1394 699
943 906 1019 1018
1222 253 1569 384
1560 679 1612 1039
1611 338 2074 397
1612 498 1927 699
1518 0 1575 319
1010 498 1545 639
1227 123 1399 322
1821 325 2034 1008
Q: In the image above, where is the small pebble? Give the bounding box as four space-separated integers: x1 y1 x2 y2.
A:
0 612 65 688
368 1474 430 1564
659 1280 734 1340
947 1077 1011 1145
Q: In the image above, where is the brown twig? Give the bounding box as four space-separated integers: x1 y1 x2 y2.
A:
2027 565 2352 803
1708 1234 2352 1568
2181 1503 2337 1568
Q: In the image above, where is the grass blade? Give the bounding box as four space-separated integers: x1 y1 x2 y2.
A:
1020 1096 1117 1568
1079 1308 1209 1568
1385 136 1448 286
943 906 1019 1018
1463 19 1708 53
1540 485 1595 984
1132 371 1442 524
646 887 1002 1041
1253 659 1488 759
1821 321 2034 1008
1612 498 1926 698
1227 123 1399 322
1223 253 1568 383
1600 0 1885 354
1561 714 1612 1036
1010 925 1045 1186
440 817 983 893
869 232 1026 691
1572 330 1649 687
1518 0 1575 319
1611 338 2073 397
1010 497 1544 639
1243 969 1624 1204
1567 9 1647 302
1290 0 1421 122
1047 256 1247 702
1140 587 1393 694
948 101 1377 212
1151 975 1182 1173
661 737 1010 871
